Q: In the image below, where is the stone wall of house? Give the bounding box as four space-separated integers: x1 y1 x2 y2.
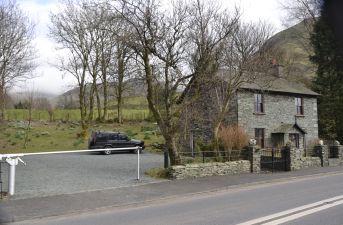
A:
178 81 239 152
237 90 318 148
170 160 250 179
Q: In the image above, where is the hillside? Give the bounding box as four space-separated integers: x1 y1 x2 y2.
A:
264 19 316 87
55 78 147 109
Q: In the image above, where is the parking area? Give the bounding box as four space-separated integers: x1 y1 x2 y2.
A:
0 152 164 199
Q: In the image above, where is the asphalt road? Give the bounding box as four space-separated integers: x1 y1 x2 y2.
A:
11 170 343 225
1 152 163 199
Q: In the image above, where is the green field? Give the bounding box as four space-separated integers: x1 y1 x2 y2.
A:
4 109 150 121
0 120 163 154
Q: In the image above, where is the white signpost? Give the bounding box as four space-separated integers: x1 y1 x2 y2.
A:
0 146 142 196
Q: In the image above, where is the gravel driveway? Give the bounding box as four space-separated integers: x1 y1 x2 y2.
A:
0 152 164 199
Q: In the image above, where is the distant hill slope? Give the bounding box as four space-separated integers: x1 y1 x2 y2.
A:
264 19 316 87
55 78 147 109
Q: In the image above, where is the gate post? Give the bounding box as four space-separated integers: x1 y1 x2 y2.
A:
248 144 260 174
338 145 343 165
283 143 291 171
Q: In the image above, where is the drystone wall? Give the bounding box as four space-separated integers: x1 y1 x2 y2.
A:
292 157 321 170
290 147 321 170
170 160 250 179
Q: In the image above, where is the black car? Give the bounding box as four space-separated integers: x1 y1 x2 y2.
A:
88 131 145 155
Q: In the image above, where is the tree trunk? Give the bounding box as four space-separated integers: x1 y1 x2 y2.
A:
165 134 181 166
117 94 123 123
116 50 125 124
102 78 108 122
88 82 95 121
95 84 101 121
212 121 221 158
212 89 232 157
79 82 88 138
0 77 5 121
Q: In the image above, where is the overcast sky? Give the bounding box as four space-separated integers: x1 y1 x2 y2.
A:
14 0 286 95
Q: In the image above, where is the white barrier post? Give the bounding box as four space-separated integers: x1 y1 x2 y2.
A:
6 158 18 196
137 147 140 180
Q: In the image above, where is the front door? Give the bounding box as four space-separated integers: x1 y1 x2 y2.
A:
271 133 284 148
289 133 300 148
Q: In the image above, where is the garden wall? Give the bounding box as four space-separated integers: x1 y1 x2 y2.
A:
170 160 250 179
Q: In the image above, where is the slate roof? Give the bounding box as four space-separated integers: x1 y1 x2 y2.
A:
239 77 319 96
272 123 307 134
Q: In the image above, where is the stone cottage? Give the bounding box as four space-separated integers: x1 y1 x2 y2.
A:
179 66 319 151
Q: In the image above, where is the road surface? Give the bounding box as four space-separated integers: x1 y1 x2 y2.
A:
12 170 343 225
1 152 163 199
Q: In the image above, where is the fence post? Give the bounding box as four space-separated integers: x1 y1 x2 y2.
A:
248 143 261 174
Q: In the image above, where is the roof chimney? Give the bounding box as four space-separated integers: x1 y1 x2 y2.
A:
270 59 284 78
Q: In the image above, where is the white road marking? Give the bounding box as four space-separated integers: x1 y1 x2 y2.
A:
263 199 343 225
236 195 343 225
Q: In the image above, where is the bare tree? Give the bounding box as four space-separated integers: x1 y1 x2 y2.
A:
0 0 36 121
113 0 198 165
211 22 275 153
177 0 240 104
111 40 133 124
23 88 34 149
113 0 242 165
280 0 321 27
50 0 94 137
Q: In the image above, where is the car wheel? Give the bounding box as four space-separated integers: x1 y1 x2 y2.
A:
103 146 112 155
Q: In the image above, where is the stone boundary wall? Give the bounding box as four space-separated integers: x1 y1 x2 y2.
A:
293 157 321 170
289 147 321 170
170 160 250 179
328 158 343 166
314 144 343 166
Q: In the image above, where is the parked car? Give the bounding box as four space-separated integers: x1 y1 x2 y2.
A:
88 131 145 155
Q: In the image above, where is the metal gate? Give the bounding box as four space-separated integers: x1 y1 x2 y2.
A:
260 148 290 172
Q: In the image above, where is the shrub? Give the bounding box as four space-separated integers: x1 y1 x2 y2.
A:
73 139 84 147
14 131 25 139
143 134 151 140
125 130 138 138
144 167 169 179
218 124 249 161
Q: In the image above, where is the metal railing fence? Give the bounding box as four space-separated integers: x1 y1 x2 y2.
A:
178 149 248 164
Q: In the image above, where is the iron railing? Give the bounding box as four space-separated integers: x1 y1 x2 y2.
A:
260 148 283 158
329 146 340 158
179 150 248 164
304 148 316 157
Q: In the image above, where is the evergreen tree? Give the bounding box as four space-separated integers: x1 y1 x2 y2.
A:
310 2 343 141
